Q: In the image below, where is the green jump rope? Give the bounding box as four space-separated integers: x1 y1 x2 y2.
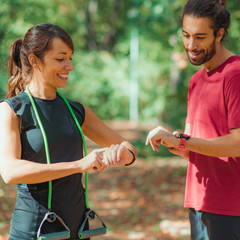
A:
25 85 106 240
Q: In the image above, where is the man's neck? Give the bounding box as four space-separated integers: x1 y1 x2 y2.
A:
203 45 235 72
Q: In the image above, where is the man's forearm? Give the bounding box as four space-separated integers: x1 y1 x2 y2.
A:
185 131 240 157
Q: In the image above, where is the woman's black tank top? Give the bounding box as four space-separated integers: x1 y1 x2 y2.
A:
3 91 87 239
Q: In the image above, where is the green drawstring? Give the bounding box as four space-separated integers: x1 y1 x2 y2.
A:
26 86 52 210
25 86 89 210
56 90 89 209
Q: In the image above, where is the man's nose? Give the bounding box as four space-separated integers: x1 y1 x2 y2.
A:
187 38 198 51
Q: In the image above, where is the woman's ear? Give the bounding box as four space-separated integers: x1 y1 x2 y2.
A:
28 54 39 68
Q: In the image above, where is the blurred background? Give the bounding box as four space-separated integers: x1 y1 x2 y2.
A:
0 0 240 239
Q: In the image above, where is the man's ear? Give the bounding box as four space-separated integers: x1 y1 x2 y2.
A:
216 28 225 42
28 54 39 67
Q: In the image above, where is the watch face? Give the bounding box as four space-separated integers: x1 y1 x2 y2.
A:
179 134 190 140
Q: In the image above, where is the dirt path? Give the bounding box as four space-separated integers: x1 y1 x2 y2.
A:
86 157 190 240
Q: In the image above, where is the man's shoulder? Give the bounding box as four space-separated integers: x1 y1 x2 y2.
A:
191 55 240 79
227 54 240 61
223 55 240 76
225 55 240 66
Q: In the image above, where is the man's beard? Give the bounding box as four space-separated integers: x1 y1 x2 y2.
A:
185 39 217 66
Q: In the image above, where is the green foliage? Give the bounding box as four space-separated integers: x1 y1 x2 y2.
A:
0 0 240 131
63 50 130 120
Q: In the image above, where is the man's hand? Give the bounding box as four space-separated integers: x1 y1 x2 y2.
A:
145 126 180 151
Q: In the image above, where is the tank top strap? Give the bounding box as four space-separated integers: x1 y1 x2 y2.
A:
67 99 85 126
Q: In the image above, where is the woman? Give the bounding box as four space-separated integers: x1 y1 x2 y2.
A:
0 23 137 240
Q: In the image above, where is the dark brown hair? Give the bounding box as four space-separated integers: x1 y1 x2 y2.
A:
182 0 230 41
7 23 74 98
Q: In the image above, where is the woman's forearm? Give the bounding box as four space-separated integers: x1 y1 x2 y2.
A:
0 157 89 184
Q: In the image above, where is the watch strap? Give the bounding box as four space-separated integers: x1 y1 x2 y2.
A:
179 138 187 150
178 133 190 150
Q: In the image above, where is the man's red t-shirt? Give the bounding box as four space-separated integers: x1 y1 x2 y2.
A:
185 55 240 215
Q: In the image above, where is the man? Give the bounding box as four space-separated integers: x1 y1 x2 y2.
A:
146 0 240 239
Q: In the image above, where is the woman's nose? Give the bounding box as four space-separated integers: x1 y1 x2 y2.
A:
65 60 74 71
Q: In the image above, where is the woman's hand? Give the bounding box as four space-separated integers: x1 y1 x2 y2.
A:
82 149 108 172
102 144 134 167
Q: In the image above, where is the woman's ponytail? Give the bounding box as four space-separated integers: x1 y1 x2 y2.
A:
7 38 25 98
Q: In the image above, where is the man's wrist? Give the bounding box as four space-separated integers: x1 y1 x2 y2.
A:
178 133 191 150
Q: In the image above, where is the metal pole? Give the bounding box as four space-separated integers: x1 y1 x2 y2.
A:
129 28 139 122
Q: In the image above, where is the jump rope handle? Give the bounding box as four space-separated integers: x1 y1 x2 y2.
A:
78 210 107 239
79 227 107 239
37 231 70 240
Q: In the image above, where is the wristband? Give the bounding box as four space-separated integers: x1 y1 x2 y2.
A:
125 149 136 166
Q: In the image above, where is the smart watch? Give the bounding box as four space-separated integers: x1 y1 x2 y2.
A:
178 133 190 150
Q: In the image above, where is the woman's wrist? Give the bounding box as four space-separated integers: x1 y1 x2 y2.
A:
125 149 136 166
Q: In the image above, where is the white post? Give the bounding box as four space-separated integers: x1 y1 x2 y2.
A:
129 28 139 122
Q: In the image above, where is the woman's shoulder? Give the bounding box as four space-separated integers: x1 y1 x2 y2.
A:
1 91 30 116
67 98 85 115
65 98 86 125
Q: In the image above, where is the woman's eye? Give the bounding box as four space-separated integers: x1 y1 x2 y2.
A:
56 58 72 62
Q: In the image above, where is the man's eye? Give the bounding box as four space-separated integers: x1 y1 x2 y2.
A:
56 59 64 61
